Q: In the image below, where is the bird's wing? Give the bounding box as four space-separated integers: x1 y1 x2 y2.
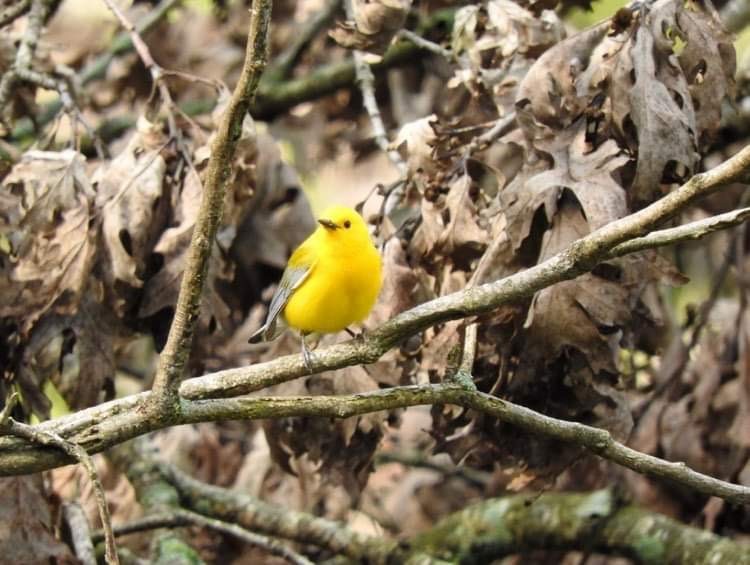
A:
249 242 316 343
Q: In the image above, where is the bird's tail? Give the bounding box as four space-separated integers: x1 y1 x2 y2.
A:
248 319 283 344
248 324 267 344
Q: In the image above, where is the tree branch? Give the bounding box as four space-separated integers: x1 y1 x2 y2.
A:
181 144 750 400
109 438 203 564
159 463 390 562
3 382 750 504
409 489 750 563
607 206 750 257
10 0 182 141
0 411 119 563
63 502 98 565
0 0 30 28
1 147 750 507
149 0 272 411
160 467 750 563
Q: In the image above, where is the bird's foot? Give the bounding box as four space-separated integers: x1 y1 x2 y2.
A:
301 335 315 373
345 326 366 341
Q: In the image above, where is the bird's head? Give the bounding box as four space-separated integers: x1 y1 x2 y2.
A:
316 205 372 247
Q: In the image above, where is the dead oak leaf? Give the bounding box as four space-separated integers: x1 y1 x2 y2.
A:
0 475 76 564
675 1 736 143
523 199 629 374
330 0 411 54
503 122 628 251
0 151 96 334
95 117 169 292
611 5 698 203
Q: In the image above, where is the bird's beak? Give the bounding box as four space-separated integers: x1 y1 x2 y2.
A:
318 218 339 230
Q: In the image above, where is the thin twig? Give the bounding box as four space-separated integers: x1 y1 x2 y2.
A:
0 0 50 113
149 0 273 410
0 418 119 564
0 0 30 28
177 509 314 565
459 323 478 375
93 513 182 540
0 392 19 426
353 51 408 175
345 0 408 177
397 28 452 59
9 0 182 141
94 509 314 565
0 0 102 150
99 0 179 136
375 450 490 487
63 502 98 565
606 206 750 257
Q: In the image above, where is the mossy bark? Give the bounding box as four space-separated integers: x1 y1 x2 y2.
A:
408 489 750 564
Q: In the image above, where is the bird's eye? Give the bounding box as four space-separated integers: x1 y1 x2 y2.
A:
344 220 351 229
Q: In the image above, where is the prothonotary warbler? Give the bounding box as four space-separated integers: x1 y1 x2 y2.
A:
249 205 382 369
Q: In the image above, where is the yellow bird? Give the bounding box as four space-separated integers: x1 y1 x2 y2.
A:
249 205 382 369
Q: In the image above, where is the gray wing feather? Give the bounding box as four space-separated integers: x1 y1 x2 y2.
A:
248 264 312 343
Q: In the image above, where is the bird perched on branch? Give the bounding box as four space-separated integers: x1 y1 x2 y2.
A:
249 205 382 370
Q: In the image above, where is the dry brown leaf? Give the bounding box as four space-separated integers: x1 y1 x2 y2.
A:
503 123 628 251
95 117 169 294
675 3 736 143
0 151 96 334
393 114 438 178
452 0 563 98
330 0 411 54
0 475 76 564
16 289 116 414
614 22 696 202
436 173 488 258
262 362 386 500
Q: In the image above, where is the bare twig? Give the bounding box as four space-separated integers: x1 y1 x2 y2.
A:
149 0 273 411
397 28 452 59
458 322 478 376
0 0 30 28
10 0 182 140
345 0 408 177
375 450 491 487
159 463 387 561
606 206 750 257
176 509 314 565
95 508 313 565
353 51 408 175
93 513 182 540
99 0 186 141
63 502 98 565
0 0 102 150
0 392 19 426
0 0 51 113
0 418 119 564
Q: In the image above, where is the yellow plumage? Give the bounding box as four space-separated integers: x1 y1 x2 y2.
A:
249 205 382 367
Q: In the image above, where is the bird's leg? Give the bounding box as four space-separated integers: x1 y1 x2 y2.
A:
345 326 366 341
301 332 314 373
